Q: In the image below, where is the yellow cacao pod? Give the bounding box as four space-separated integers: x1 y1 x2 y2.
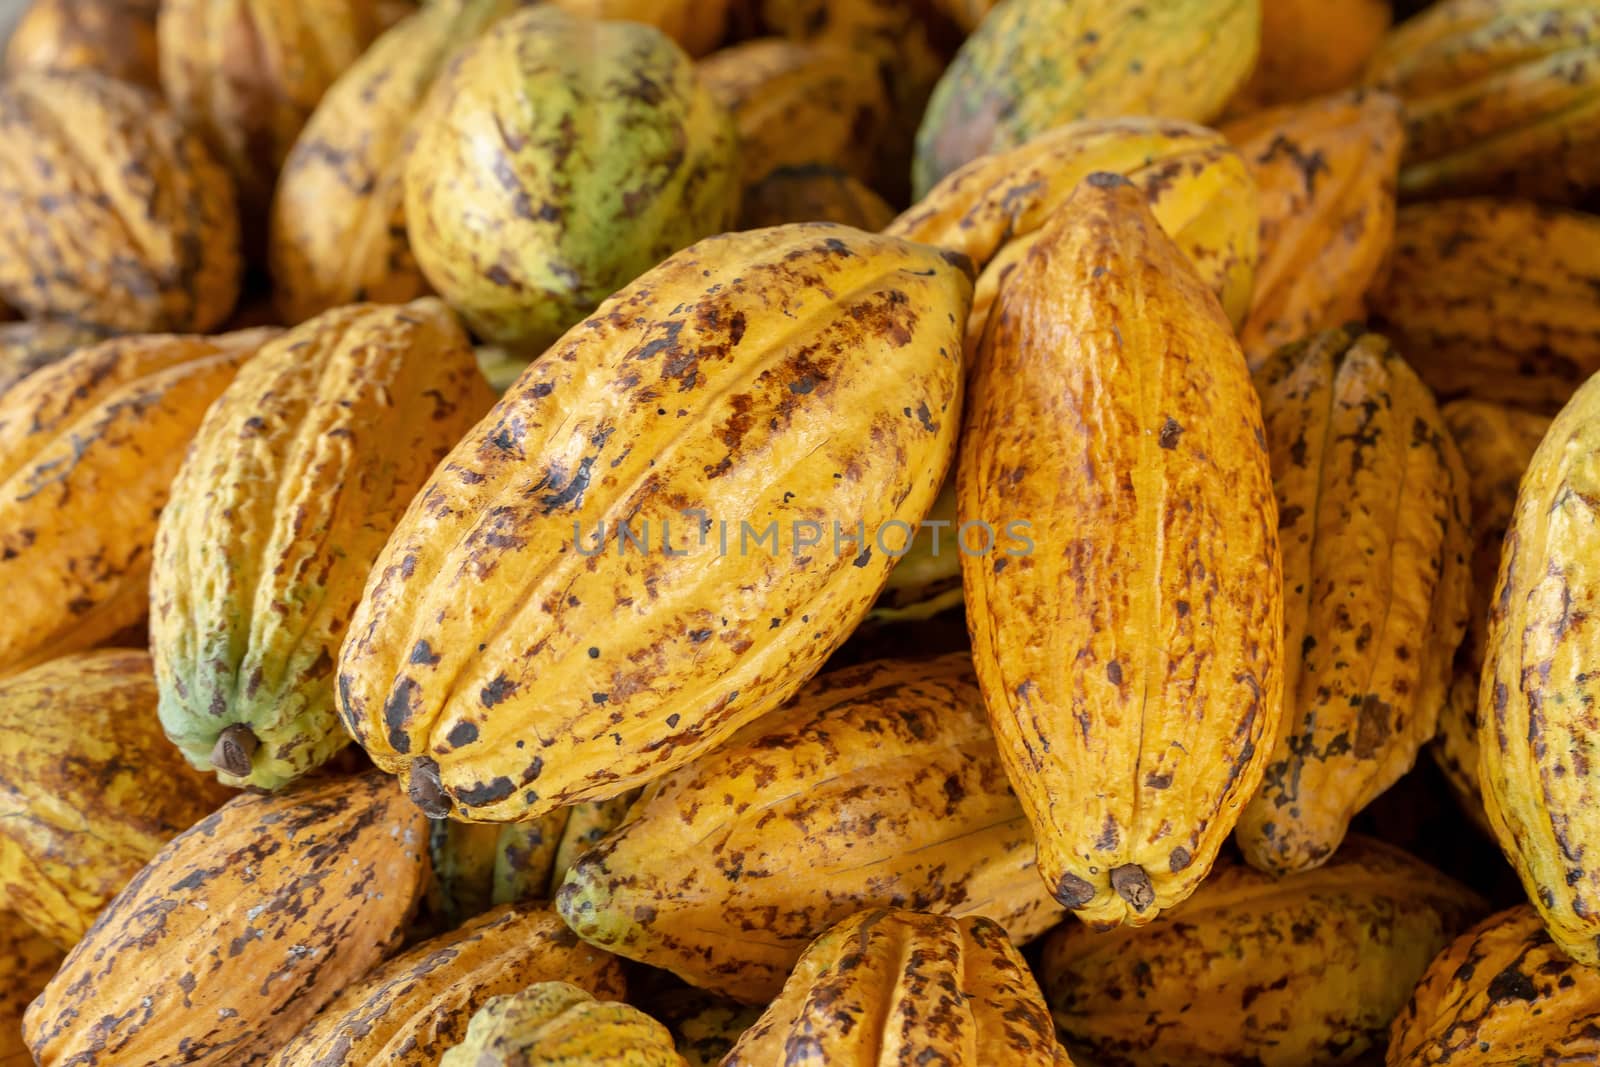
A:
0 911 60 1066
1228 0 1390 112
867 475 962 624
550 0 729 57
4 0 161 92
737 165 895 231
961 173 1281 926
440 982 683 1067
0 321 106 396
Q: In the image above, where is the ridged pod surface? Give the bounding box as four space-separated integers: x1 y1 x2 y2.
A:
960 174 1281 926
269 904 626 1067
724 910 1070 1066
557 655 1065 1003
439 982 683 1067
0 912 61 1066
1227 0 1389 111
912 0 1262 197
0 72 241 334
404 6 741 352
737 165 896 231
0 649 231 949
550 0 729 57
269 0 521 324
4 0 161 91
1226 91 1404 369
151 300 494 791
0 321 106 397
24 771 429 1067
1369 198 1600 415
1236 330 1471 874
1388 904 1600 1066
1480 368 1600 966
338 223 971 822
1365 0 1600 203
1039 836 1486 1067
0 328 276 678
890 117 1259 352
1434 400 1549 826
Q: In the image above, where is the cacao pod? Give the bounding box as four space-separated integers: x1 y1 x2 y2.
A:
0 328 276 678
24 770 429 1066
1369 198 1600 415
724 909 1070 1066
337 223 971 822
0 321 106 397
1434 400 1549 828
1388 904 1600 1066
151 300 495 791
404 6 741 353
648 989 762 1067
0 649 231 949
930 0 1000 33
557 654 1065 1003
0 912 62 1066
960 173 1281 925
269 903 626 1067
1039 836 1485 1067
1228 0 1390 112
439 982 683 1067
737 164 896 231
1226 91 1404 369
0 71 241 334
912 0 1262 197
1236 329 1472 874
867 476 963 624
550 0 729 57
4 0 161 91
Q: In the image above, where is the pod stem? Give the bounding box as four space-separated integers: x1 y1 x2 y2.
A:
1111 864 1155 912
211 724 259 779
408 757 450 818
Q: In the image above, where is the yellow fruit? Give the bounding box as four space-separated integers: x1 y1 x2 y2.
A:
736 165 896 231
549 0 730 57
4 0 161 91
1229 0 1390 111
439 982 684 1067
0 911 61 1066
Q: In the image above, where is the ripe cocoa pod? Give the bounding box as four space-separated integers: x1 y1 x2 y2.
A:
0 71 241 334
0 328 276 677
648 989 762 1067
338 224 971 821
1365 0 1600 203
151 300 495 791
960 173 1281 926
1226 91 1404 369
1388 904 1600 1066
1228 0 1389 112
725 910 1070 1066
269 903 625 1067
0 649 231 949
1040 836 1485 1067
550 0 729 57
930 0 999 33
24 770 429 1066
889 117 1259 348
549 792 637 892
867 476 962 624
439 982 682 1067
1433 400 1549 827
737 165 895 231
1236 330 1471 874
0 321 106 396
558 654 1065 1003
0 912 63 1066
4 0 161 91
405 6 741 353
1369 198 1600 415
1480 367 1600 965
913 0 1262 197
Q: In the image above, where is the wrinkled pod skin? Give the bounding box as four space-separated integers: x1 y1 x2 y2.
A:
0 910 60 1066
439 982 684 1067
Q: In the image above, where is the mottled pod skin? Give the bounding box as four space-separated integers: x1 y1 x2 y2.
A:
1365 0 1600 204
1480 368 1600 966
724 910 1070 1066
550 0 730 57
889 117 1259 350
269 904 626 1067
912 0 1262 198
23 771 429 1067
557 655 1065 1003
1226 91 1404 370
404 6 741 353
269 0 522 324
338 224 971 821
1370 198 1600 415
0 328 276 678
1388 905 1600 1066
1040 836 1486 1067
1434 400 1550 827
648 989 762 1067
439 982 683 1067
1237 330 1472 874
737 164 896 231
151 300 495 791
0 321 107 397
0 650 232 949
0 72 242 334
0 911 61 1066
4 0 161 91
960 174 1282 926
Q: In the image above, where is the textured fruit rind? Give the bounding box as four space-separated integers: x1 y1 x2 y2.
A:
24 770 429 1067
1227 0 1389 111
4 0 162 91
0 321 107 397
647 989 763 1067
1039 836 1485 1067
556 654 1065 1003
737 164 895 232
439 982 683 1067
337 223 971 822
151 299 494 791
724 910 1070 1066
960 174 1282 927
0 909 60 1065
1479 367 1600 966
912 0 1262 197
404 6 741 352
1236 330 1471 874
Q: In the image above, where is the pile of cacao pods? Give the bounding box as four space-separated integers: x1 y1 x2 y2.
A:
1 0 1599 1063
